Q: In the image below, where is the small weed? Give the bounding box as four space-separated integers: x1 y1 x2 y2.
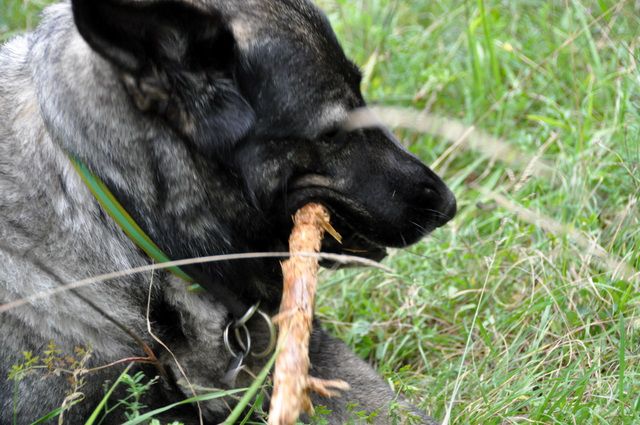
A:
8 341 92 423
301 405 331 425
120 371 160 420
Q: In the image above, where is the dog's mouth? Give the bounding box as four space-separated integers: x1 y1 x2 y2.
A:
286 175 388 265
318 212 388 266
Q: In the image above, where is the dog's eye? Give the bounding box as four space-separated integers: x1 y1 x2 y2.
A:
322 126 350 143
322 127 349 144
323 127 340 139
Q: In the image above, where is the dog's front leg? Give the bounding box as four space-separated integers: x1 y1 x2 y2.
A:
304 326 439 425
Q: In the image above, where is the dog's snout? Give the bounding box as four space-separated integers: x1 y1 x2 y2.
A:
441 188 457 223
423 183 456 227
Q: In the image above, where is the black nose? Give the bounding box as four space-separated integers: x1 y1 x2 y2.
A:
429 185 456 228
442 191 457 222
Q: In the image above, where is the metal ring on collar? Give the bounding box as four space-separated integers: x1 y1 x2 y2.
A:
234 324 251 352
233 302 260 328
224 322 251 358
251 309 277 359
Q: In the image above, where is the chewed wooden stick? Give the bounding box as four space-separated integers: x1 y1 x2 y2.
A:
268 203 350 425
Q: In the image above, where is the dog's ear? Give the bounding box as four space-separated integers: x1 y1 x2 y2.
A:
72 0 255 154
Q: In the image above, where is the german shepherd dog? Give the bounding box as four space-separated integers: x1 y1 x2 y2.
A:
0 0 455 423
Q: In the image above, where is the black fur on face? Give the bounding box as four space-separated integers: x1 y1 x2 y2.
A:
229 9 456 256
71 0 456 296
233 127 456 260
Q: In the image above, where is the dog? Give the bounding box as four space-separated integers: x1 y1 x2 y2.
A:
0 0 456 423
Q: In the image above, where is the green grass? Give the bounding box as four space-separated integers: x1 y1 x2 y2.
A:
316 1 640 423
2 0 639 424
0 0 50 41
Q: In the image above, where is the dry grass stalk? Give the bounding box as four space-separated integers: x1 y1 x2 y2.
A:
268 203 350 425
345 106 554 177
0 251 389 314
479 188 639 282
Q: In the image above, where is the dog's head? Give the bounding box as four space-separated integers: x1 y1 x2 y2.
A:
71 0 455 264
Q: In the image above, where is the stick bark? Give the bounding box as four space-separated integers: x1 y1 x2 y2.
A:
268 203 349 425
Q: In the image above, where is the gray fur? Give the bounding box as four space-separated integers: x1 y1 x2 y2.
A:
0 1 448 423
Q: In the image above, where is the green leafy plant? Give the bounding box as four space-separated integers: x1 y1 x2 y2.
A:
8 341 91 424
